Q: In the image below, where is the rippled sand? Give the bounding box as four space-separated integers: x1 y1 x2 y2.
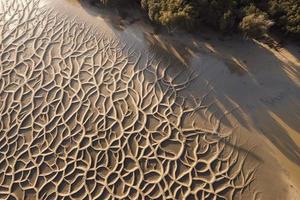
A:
0 0 299 199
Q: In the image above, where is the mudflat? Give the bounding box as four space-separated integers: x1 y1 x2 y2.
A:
0 0 299 199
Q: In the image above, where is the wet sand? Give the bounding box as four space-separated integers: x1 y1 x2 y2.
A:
0 0 299 199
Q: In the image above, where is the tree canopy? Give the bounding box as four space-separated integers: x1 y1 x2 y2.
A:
97 0 300 38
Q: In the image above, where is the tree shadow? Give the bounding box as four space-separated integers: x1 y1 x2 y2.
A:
71 0 300 165
77 0 144 32
182 34 300 165
125 20 300 166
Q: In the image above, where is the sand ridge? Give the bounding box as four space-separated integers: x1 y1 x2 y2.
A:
0 0 259 199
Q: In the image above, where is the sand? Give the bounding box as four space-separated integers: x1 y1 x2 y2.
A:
0 0 299 199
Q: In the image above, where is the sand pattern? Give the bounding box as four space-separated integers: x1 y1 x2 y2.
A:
0 0 256 199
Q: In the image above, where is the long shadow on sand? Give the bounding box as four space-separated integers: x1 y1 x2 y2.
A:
145 32 300 166
77 0 300 166
0 0 263 199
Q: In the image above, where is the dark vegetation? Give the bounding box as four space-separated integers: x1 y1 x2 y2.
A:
97 0 300 39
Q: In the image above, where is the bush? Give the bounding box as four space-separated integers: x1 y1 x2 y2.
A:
239 13 274 38
219 10 236 32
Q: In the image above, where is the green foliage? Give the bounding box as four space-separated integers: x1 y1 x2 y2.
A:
141 0 196 29
97 0 300 37
265 0 300 34
239 13 273 38
193 0 238 32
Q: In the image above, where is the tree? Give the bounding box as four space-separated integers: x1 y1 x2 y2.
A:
95 0 300 38
266 0 300 34
141 0 196 30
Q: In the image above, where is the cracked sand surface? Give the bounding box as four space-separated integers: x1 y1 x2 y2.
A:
0 0 289 199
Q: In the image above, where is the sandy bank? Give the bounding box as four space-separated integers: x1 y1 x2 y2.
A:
0 0 299 199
